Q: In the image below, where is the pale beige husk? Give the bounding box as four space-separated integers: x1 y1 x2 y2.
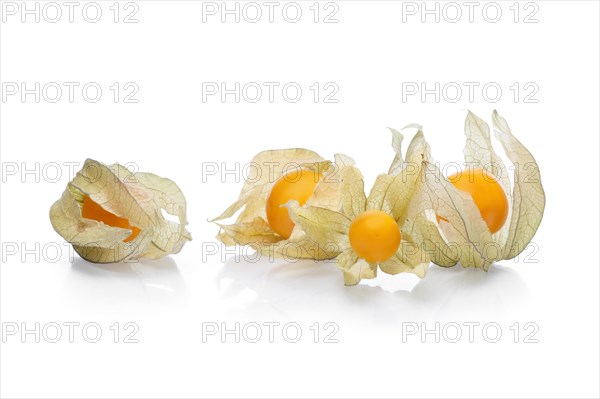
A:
217 111 544 284
212 148 354 260
287 132 432 286
403 111 545 270
49 159 191 263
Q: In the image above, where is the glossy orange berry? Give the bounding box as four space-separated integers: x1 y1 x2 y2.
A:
446 168 508 234
266 169 321 239
349 210 401 263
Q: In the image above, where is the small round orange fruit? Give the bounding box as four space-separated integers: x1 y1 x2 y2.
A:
447 168 508 234
81 195 141 242
349 210 401 263
266 169 321 239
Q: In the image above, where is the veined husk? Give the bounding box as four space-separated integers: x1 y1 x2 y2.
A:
50 159 191 263
212 148 359 260
402 111 545 270
286 133 431 286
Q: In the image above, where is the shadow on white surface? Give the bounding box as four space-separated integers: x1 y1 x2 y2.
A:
67 256 190 306
217 257 531 320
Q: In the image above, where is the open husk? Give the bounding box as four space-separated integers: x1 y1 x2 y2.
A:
212 148 356 260
50 159 191 263
403 111 545 270
286 133 431 285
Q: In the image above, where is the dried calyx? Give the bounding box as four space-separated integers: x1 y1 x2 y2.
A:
50 159 191 263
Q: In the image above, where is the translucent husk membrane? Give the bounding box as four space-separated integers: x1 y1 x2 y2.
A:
50 159 191 263
216 111 545 285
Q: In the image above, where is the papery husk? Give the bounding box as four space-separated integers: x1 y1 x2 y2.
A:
287 131 431 285
50 159 191 263
212 149 353 260
405 111 545 269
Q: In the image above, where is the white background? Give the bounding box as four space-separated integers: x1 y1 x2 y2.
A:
1 1 599 398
